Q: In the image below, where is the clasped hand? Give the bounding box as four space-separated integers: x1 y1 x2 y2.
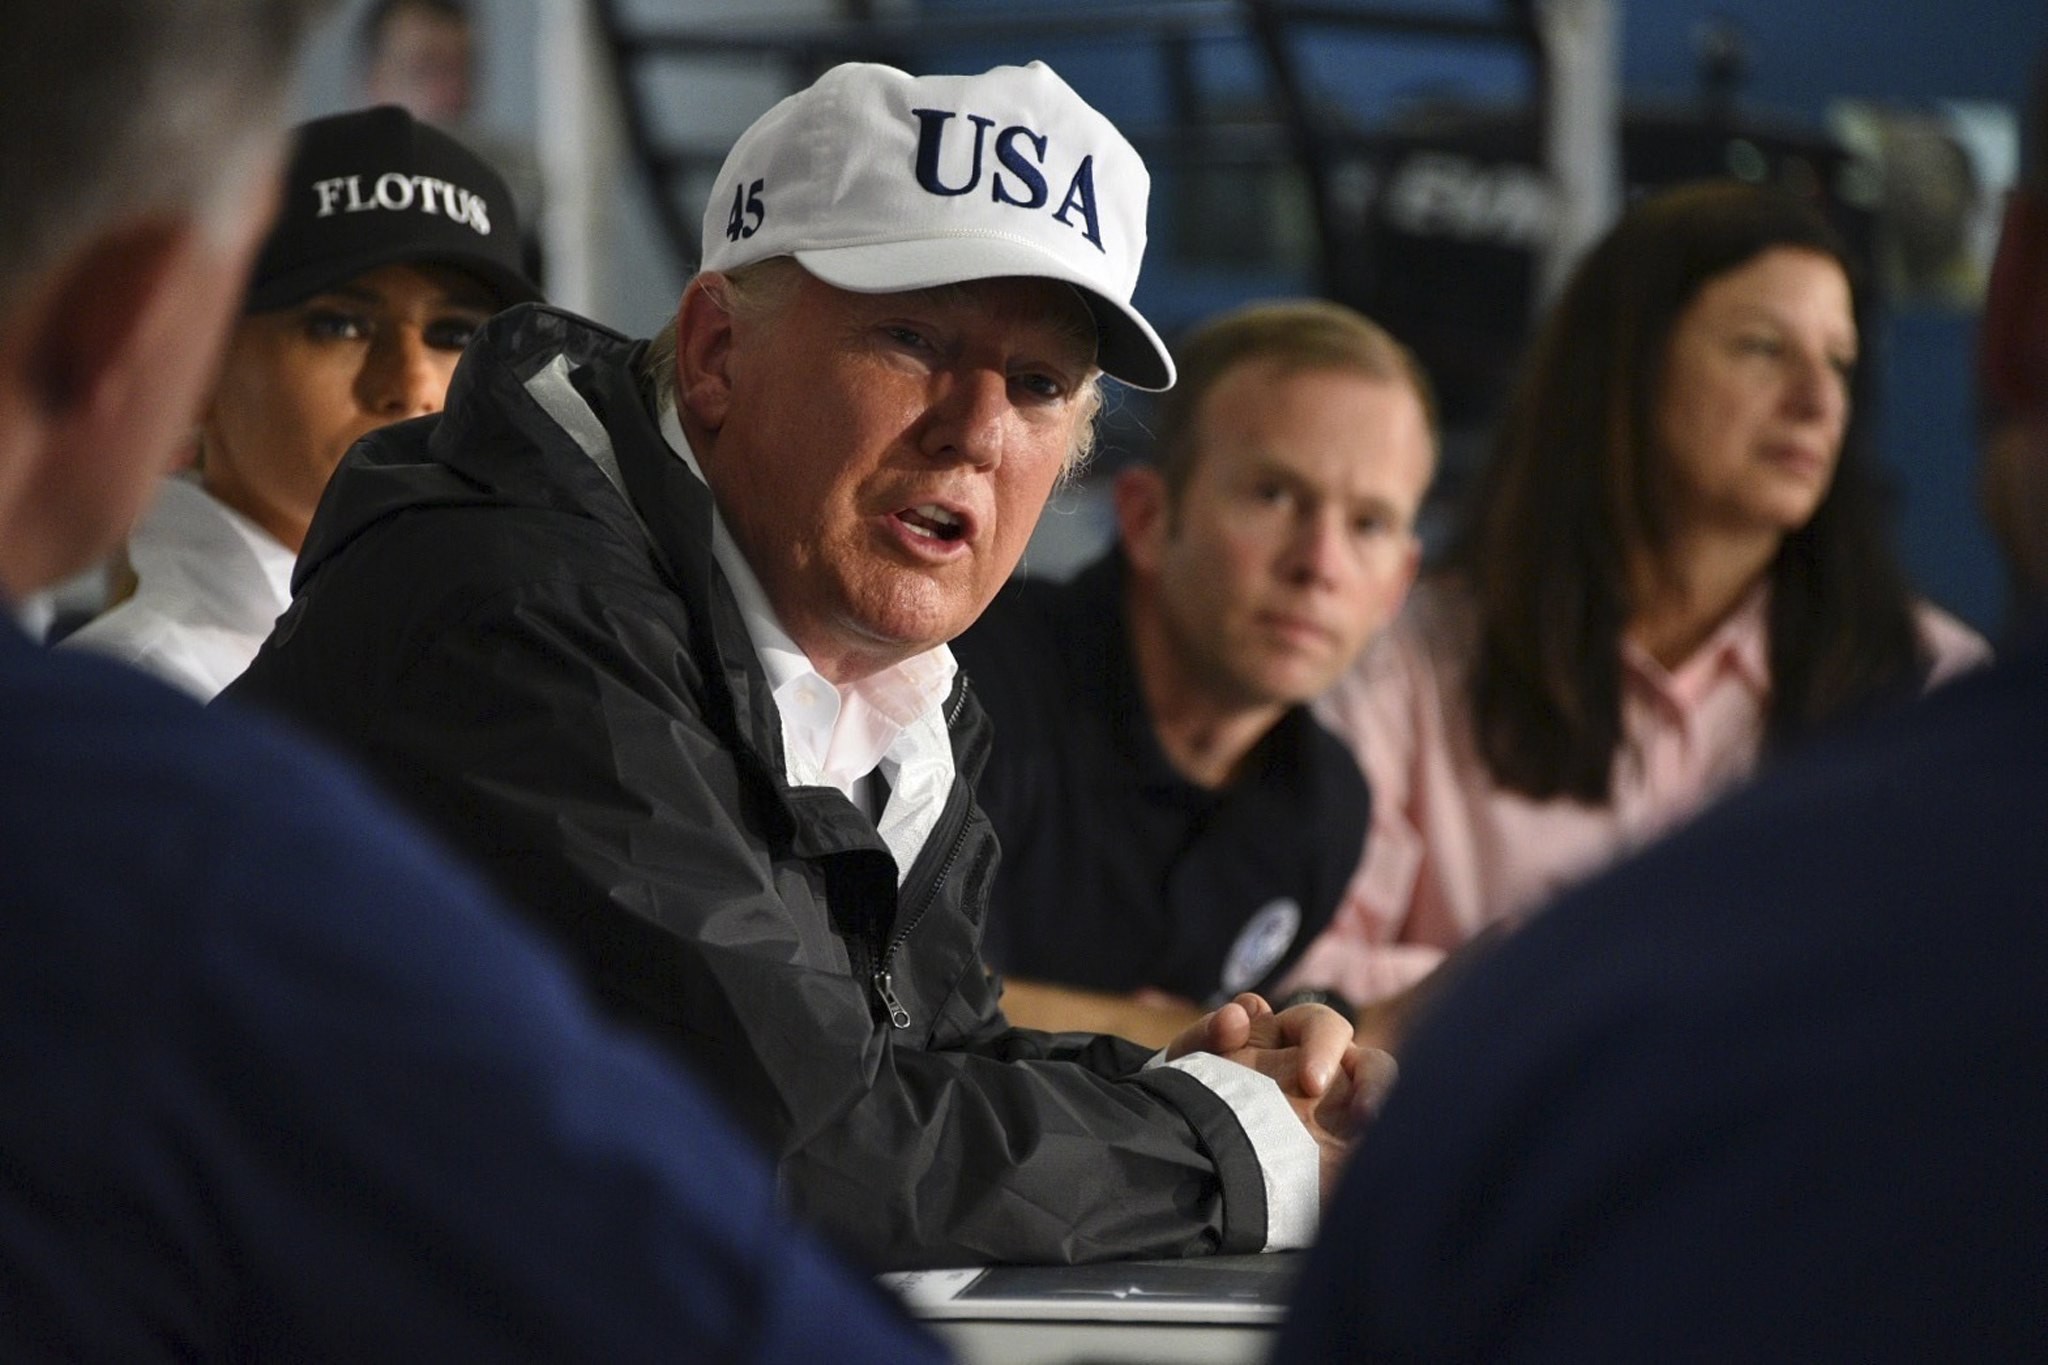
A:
1165 992 1398 1202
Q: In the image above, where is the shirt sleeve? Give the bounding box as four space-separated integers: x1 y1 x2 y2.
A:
1159 1053 1323 1249
1913 599 1994 686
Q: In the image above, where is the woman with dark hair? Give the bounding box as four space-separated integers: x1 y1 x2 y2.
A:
62 105 540 699
1284 180 1988 1012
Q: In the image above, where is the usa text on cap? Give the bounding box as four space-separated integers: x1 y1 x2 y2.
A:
700 61 1174 391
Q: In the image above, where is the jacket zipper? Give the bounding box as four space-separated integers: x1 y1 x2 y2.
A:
871 967 913 1030
871 815 967 1029
870 684 975 1029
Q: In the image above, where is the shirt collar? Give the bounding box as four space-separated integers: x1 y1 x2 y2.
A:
1622 581 1772 709
1714 584 1772 692
130 473 297 627
654 399 956 796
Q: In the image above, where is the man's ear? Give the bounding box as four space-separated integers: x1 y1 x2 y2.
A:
1114 464 1171 576
673 275 738 431
0 211 256 595
21 218 194 424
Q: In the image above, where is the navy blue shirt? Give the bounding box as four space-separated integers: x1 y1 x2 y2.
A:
955 552 1370 1005
1276 637 2048 1363
0 620 942 1362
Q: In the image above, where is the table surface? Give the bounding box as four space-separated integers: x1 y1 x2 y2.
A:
927 1317 1275 1365
892 1253 1294 1365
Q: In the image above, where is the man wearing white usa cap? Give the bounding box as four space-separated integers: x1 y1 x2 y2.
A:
229 60 1387 1269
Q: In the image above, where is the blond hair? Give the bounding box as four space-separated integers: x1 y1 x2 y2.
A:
1153 298 1438 503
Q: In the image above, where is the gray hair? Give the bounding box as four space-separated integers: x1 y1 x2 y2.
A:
0 1 333 318
638 257 806 414
638 258 1106 474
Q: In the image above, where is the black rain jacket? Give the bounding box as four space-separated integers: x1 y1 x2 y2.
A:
225 304 1272 1269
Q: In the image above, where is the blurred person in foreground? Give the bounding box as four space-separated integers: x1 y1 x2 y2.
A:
227 59 1381 1269
955 300 1435 1046
1980 51 2048 631
63 104 539 699
1283 180 1987 1023
1275 621 2048 1362
0 4 948 1358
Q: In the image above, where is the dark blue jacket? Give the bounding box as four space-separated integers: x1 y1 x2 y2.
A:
0 619 942 1362
1276 638 2048 1362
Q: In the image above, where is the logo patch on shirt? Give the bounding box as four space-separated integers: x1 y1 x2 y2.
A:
1219 898 1302 998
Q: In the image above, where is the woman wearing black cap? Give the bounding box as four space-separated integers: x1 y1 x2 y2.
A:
64 104 541 699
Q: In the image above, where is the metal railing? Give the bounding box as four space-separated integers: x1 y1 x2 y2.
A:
581 0 1614 298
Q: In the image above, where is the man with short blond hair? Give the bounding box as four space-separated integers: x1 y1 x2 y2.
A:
958 299 1438 1044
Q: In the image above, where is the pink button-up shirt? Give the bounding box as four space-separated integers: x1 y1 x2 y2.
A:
1283 579 1991 1006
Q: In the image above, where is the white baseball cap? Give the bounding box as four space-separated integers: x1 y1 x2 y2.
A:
700 61 1175 391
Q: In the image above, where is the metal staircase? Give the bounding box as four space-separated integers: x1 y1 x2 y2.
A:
579 0 1609 307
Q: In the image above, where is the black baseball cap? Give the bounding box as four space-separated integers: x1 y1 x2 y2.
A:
245 105 541 313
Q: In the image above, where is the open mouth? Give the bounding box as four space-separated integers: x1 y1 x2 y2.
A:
897 504 967 543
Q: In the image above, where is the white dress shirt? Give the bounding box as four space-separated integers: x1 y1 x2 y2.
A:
61 473 295 701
